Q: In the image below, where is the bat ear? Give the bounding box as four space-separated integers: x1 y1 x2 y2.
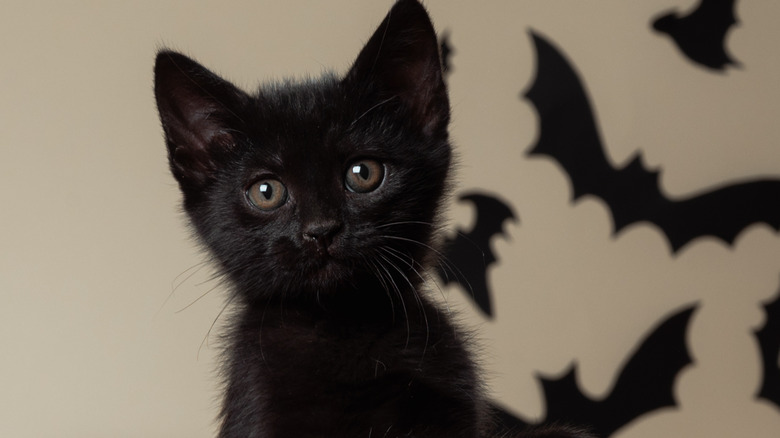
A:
154 50 250 191
343 0 449 136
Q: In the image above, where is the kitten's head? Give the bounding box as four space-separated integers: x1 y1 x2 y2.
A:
155 0 450 302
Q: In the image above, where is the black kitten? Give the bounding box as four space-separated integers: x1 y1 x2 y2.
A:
155 1 591 437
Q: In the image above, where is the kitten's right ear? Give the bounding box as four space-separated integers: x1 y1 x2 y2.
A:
154 51 249 189
345 0 448 136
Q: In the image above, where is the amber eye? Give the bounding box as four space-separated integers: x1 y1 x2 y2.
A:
345 159 384 193
246 179 288 211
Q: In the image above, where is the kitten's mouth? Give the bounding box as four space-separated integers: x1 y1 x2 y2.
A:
303 248 344 272
296 255 354 291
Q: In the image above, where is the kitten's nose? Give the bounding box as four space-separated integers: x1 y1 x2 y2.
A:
302 220 343 250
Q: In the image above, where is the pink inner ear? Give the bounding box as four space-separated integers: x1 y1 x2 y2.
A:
168 116 236 187
401 58 448 135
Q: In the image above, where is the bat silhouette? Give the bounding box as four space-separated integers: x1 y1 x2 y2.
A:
524 31 780 253
652 0 740 70
755 284 780 409
439 30 454 75
436 192 517 318
492 305 697 437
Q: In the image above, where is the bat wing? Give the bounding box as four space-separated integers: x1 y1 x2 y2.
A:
687 0 738 39
492 306 697 437
655 180 780 252
525 31 614 203
755 284 780 409
651 0 739 70
436 192 517 318
524 31 780 253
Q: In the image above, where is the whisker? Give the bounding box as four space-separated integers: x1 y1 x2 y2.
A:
175 282 222 314
379 247 430 361
381 234 477 300
172 261 209 291
424 270 453 315
155 261 209 320
380 234 442 256
258 295 275 366
197 293 235 360
374 220 435 229
382 245 452 316
362 255 397 323
376 253 411 349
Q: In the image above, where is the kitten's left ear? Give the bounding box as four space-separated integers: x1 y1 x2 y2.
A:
345 0 448 135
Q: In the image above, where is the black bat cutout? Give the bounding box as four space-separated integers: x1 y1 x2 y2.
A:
524 31 780 253
492 305 697 437
755 282 780 409
436 192 517 318
439 30 454 76
652 0 740 71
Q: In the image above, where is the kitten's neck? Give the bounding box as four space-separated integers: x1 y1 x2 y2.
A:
237 271 428 327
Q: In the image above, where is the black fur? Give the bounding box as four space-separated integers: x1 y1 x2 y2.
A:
155 1 592 437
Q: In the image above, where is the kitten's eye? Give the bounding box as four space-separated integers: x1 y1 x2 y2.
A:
345 159 384 193
246 179 288 211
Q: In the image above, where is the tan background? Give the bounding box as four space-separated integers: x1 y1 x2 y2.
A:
2 1 779 436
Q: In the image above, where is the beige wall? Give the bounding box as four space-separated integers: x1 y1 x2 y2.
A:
2 1 779 436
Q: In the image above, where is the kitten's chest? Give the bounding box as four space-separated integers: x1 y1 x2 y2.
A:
249 316 424 434
256 311 423 384
227 305 480 438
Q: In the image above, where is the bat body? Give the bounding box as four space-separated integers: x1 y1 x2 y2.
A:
436 192 516 317
524 31 780 253
652 0 740 70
